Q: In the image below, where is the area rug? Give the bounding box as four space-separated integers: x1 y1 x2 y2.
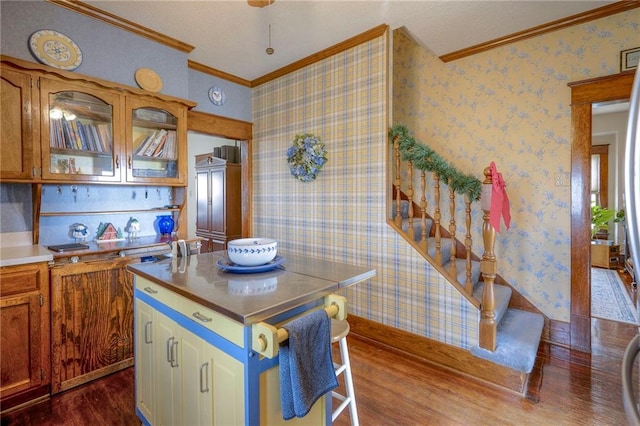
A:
591 268 638 325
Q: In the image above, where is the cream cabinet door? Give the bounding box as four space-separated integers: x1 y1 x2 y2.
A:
134 299 155 424
181 327 245 426
154 309 182 426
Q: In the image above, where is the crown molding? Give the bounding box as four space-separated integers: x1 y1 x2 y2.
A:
439 1 640 63
251 24 388 87
188 61 252 87
47 0 194 53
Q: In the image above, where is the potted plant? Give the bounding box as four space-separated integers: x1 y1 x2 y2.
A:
591 205 624 239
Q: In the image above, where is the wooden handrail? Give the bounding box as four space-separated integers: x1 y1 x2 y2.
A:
389 126 500 352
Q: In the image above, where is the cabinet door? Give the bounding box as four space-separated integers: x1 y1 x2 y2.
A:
207 341 245 425
50 259 134 393
0 293 44 397
180 327 208 426
0 263 49 406
196 169 211 233
180 325 245 426
125 97 187 185
210 168 226 234
0 67 38 180
40 78 122 182
154 309 182 425
134 298 155 424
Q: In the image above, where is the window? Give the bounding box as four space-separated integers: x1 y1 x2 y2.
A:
591 145 609 208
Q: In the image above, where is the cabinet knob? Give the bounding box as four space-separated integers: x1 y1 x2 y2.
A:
127 156 132 169
115 155 120 169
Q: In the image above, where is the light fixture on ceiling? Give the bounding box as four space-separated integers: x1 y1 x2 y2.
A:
247 0 274 7
266 24 274 55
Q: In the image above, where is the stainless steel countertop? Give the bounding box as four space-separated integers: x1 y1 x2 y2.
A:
127 251 376 324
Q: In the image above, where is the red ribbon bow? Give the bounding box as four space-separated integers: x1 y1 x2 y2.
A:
489 161 511 232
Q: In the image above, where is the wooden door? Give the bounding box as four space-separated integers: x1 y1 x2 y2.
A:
50 258 134 393
0 67 38 180
196 168 211 234
0 262 49 408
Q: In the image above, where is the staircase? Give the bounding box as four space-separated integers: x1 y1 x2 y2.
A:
388 125 545 390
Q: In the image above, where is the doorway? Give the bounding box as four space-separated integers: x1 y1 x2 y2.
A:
569 71 635 352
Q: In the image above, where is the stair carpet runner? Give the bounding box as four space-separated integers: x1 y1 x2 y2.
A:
393 200 544 374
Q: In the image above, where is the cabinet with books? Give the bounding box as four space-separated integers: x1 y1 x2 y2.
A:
40 78 122 182
126 97 187 185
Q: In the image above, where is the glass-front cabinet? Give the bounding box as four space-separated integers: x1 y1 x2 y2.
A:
126 97 186 185
40 78 121 182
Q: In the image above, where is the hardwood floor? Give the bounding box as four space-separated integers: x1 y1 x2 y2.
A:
2 317 638 425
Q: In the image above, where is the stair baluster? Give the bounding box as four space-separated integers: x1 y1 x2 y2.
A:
448 185 457 279
406 160 415 241
464 196 473 293
420 170 428 252
433 174 442 265
480 167 497 351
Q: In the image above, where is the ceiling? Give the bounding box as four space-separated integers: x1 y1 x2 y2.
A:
86 0 616 82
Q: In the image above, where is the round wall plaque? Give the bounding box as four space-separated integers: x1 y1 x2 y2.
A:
28 30 83 71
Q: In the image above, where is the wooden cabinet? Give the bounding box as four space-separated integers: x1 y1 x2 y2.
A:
135 279 244 425
0 67 39 180
1 55 195 185
39 77 122 182
0 262 50 409
591 241 620 269
195 155 242 252
49 256 135 394
125 97 187 185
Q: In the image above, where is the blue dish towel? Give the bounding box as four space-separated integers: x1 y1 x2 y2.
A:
279 309 338 420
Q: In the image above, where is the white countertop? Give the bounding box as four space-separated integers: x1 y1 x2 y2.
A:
0 245 54 267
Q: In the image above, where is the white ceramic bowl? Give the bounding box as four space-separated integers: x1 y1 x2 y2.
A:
227 238 277 266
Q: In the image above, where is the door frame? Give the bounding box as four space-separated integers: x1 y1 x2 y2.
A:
568 70 635 352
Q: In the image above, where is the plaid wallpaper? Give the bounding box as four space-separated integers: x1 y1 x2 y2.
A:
252 31 479 348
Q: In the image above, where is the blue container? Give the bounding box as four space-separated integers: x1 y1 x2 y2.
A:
157 215 174 235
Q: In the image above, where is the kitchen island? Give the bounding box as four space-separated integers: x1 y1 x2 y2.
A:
127 251 375 426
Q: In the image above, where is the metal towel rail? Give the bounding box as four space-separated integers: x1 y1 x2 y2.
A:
252 294 346 358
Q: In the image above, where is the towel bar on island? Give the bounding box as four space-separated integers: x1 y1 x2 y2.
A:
252 294 347 358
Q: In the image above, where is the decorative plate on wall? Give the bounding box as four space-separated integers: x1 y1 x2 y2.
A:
208 86 226 106
28 30 83 70
134 68 163 93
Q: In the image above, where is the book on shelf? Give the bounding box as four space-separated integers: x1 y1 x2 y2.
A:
143 129 168 156
69 120 83 149
134 132 156 156
89 124 103 152
97 123 112 153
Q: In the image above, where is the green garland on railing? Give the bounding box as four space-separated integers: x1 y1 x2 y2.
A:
389 124 482 201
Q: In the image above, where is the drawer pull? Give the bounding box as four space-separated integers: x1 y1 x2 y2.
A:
144 321 153 344
171 340 179 368
167 337 174 364
192 311 212 323
200 362 210 393
144 286 159 294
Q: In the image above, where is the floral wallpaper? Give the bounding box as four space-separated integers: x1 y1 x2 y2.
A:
393 9 639 321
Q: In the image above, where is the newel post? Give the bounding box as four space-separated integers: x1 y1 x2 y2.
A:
479 166 497 351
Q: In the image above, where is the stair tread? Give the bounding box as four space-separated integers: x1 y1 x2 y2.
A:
470 309 544 373
400 218 433 241
473 282 511 325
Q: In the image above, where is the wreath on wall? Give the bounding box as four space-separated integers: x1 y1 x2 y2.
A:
286 133 328 182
